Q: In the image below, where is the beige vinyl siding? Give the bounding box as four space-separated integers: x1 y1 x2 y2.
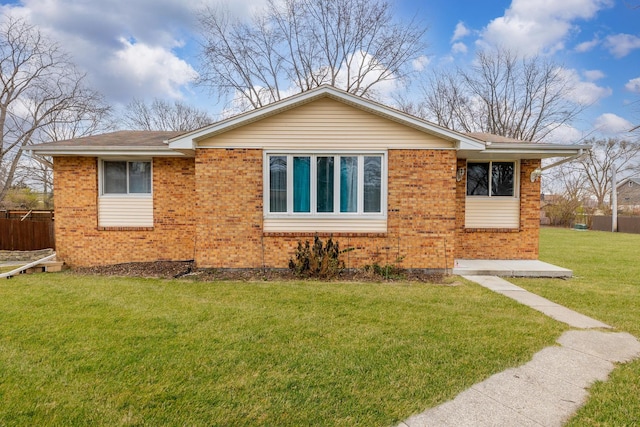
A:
98 197 153 227
199 98 454 150
465 198 520 229
264 218 386 233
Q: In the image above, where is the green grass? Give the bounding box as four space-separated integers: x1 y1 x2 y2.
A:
0 265 24 274
512 227 640 426
0 273 565 426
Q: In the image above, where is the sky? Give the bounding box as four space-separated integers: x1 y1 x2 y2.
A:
0 0 638 143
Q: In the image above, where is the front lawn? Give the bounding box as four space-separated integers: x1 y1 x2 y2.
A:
0 274 564 426
512 227 640 426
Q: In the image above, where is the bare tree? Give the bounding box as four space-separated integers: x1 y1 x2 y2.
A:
197 0 427 111
0 17 111 202
416 49 584 142
577 137 640 209
122 98 213 132
541 163 593 226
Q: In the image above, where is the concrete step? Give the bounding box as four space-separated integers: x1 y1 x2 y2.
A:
453 259 573 278
25 261 64 273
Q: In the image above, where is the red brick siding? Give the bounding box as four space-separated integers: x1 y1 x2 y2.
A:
53 156 196 267
54 152 541 268
454 159 541 259
194 149 458 270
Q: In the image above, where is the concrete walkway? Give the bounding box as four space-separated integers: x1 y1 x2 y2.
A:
397 275 640 427
466 275 610 329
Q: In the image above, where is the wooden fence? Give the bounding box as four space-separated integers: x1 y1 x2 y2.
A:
591 216 640 234
0 210 55 250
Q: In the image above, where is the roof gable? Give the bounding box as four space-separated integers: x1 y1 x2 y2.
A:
196 97 459 150
168 85 486 153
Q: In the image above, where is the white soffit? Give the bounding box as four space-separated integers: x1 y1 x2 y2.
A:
459 143 591 160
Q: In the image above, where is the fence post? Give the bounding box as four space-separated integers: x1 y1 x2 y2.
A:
612 169 618 232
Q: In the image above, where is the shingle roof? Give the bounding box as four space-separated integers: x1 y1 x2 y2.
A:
32 130 184 148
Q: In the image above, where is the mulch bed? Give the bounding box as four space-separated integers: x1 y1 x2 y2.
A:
74 261 447 283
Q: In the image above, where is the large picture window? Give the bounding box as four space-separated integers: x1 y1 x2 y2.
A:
467 161 516 197
266 153 385 216
102 160 152 195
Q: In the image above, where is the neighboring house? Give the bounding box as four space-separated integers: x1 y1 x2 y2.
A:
617 177 640 213
28 86 587 270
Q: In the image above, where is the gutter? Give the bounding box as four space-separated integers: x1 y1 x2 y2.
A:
24 147 192 157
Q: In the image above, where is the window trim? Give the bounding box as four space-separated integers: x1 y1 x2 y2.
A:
263 151 387 219
98 158 153 197
466 160 519 198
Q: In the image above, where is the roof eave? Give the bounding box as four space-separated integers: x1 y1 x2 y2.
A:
26 146 192 157
486 143 591 150
459 144 591 160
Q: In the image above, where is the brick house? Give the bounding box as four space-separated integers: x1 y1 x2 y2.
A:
28 86 587 271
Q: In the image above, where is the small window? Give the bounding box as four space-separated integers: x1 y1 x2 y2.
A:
102 160 152 195
266 153 385 216
467 161 515 197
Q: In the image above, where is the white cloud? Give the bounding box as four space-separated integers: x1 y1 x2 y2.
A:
451 42 468 55
412 55 430 71
594 113 634 134
575 37 600 52
451 22 470 42
0 0 267 105
480 0 613 56
108 38 198 99
605 34 640 58
544 123 584 144
583 70 605 81
625 77 640 93
558 68 612 105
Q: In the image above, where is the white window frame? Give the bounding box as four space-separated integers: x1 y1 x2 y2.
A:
264 151 387 219
466 160 520 198
99 158 153 197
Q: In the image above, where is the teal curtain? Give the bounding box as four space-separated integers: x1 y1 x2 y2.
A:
293 157 310 212
340 157 358 212
316 157 334 212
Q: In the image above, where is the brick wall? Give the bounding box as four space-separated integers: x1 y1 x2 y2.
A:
54 156 196 267
194 148 458 270
454 159 541 259
54 152 541 268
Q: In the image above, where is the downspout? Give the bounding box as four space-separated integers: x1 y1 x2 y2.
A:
529 149 586 182
541 149 585 171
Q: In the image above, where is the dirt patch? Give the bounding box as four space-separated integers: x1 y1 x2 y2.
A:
76 261 195 279
74 261 448 283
